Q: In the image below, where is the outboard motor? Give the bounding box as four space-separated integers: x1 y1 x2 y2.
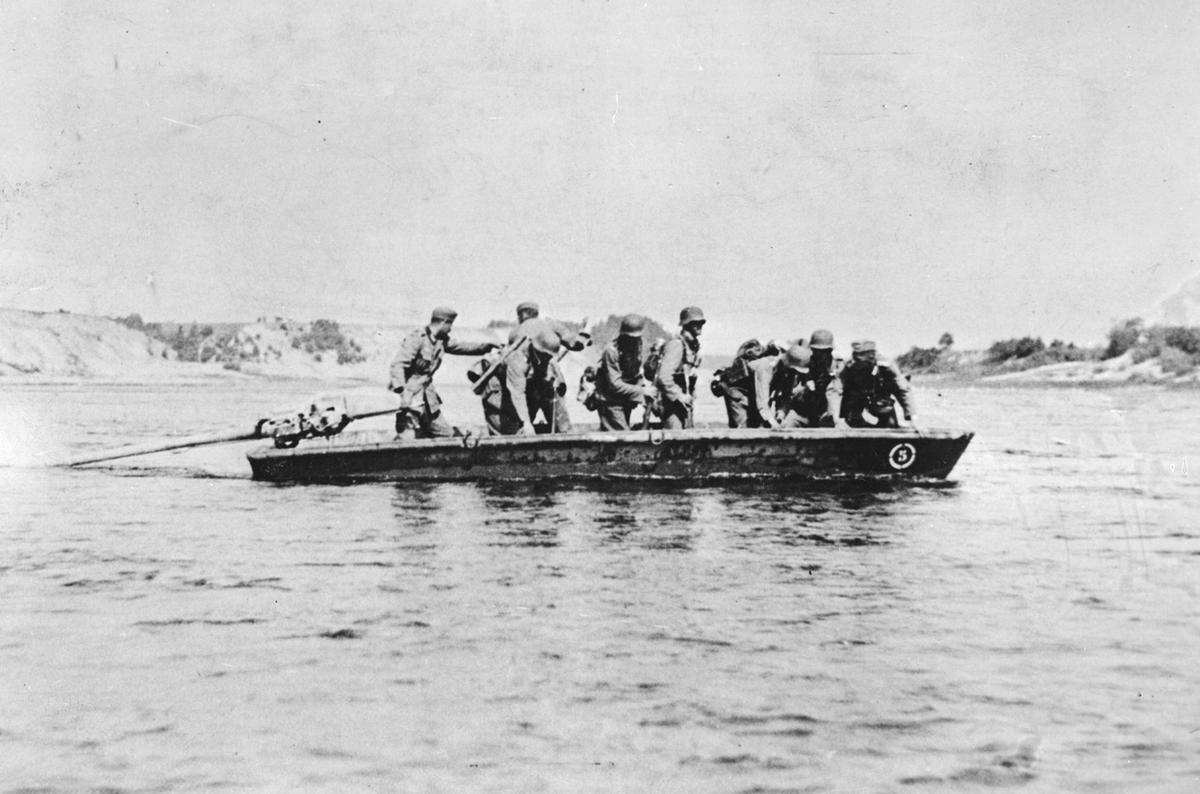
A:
256 394 351 448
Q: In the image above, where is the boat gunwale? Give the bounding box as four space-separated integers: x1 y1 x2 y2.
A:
246 426 976 460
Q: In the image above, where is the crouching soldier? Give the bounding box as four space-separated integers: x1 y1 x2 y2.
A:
594 314 657 431
466 348 506 435
503 321 573 434
389 306 499 439
712 338 776 428
776 329 844 428
655 306 705 429
839 340 914 428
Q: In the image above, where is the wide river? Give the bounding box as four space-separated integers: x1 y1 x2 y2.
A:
1 378 1197 792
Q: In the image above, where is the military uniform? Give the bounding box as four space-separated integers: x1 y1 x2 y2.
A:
593 314 649 431
467 350 508 435
499 319 572 433
721 355 778 428
389 307 496 438
774 330 842 428
656 306 705 429
839 340 914 428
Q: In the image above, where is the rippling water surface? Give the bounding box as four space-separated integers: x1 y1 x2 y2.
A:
1 381 1198 792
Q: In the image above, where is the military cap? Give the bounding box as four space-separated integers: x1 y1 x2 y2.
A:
783 343 811 371
679 306 706 325
809 329 834 350
618 314 645 337
516 301 540 318
530 326 562 355
430 306 458 323
851 339 877 354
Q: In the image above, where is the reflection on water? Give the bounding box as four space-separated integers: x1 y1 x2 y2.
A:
1 383 1198 791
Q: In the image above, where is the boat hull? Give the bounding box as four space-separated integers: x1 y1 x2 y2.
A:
246 427 974 484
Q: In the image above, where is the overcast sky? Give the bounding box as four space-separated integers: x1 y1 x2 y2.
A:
2 0 1198 353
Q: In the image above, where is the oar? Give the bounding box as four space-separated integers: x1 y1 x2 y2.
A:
57 405 397 467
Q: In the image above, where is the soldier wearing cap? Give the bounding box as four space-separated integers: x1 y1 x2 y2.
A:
655 306 705 429
389 306 500 438
839 340 914 428
499 319 573 434
593 314 657 431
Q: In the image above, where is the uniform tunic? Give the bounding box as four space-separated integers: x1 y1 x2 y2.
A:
594 339 645 431
839 359 913 428
777 365 843 428
655 331 701 429
500 319 572 433
389 327 493 436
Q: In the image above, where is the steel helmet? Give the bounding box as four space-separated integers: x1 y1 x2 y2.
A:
530 327 562 355
619 314 645 337
430 306 458 323
783 344 812 371
809 329 834 350
679 306 706 325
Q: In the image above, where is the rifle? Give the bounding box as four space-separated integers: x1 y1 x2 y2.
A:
471 336 529 395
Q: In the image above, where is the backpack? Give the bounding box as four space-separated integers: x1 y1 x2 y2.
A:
643 340 666 382
722 338 768 387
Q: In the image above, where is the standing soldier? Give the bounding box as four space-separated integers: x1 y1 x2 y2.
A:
839 340 914 428
593 314 656 431
502 320 573 434
389 306 499 439
655 306 705 429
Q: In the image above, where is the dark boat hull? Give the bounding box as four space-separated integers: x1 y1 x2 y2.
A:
246 427 974 484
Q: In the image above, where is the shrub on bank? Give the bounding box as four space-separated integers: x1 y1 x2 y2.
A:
1104 317 1200 371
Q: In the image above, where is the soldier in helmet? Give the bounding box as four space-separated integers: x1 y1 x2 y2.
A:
508 301 590 352
777 329 845 428
500 319 573 434
655 306 705 429
839 340 914 428
389 306 500 439
593 314 657 431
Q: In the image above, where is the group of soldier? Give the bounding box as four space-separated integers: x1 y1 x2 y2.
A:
387 302 915 440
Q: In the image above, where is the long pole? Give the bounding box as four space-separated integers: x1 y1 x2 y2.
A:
57 407 397 467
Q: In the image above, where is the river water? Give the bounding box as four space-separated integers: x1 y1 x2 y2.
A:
1 380 1197 792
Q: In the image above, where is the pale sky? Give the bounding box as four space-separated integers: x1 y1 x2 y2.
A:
2 0 1198 353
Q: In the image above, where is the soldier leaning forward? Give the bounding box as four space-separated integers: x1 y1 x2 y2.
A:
501 320 573 434
712 338 774 428
389 306 498 439
778 329 844 428
839 340 914 428
655 306 705 429
593 314 656 431
466 348 506 435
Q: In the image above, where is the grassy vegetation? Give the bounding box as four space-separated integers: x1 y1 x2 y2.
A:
116 314 366 366
1104 318 1200 375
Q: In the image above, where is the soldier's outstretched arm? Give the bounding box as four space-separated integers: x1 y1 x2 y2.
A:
886 364 915 422
446 337 498 356
752 359 777 427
